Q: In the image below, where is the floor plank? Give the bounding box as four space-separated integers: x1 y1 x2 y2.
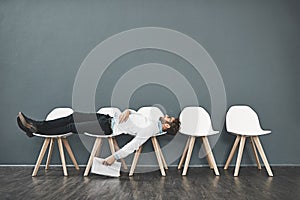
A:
0 166 299 200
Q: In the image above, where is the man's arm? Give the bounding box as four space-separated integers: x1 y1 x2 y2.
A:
118 109 130 123
118 108 138 123
103 136 149 165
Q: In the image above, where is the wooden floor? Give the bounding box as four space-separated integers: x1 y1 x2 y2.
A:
0 166 299 200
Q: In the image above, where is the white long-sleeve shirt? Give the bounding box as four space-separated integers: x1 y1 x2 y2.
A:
111 110 163 159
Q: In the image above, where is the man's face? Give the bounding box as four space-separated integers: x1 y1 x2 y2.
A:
159 115 175 124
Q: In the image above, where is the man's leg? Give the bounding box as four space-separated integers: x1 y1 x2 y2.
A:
34 113 112 135
36 121 112 136
34 112 100 127
29 112 106 132
18 112 112 136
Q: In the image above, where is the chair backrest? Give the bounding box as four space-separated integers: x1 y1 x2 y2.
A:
179 107 215 135
137 107 164 121
226 105 264 133
46 107 74 121
97 107 121 117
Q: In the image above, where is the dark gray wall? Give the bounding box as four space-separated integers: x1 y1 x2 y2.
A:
1 0 299 166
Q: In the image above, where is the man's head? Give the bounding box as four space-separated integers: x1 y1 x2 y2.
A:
160 115 181 135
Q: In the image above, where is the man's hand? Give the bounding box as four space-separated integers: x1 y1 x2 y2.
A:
102 155 116 166
119 109 130 124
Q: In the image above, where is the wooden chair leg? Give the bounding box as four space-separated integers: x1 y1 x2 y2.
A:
202 136 220 176
234 136 246 177
152 137 166 176
108 137 116 155
178 137 190 170
62 138 79 170
202 137 213 169
45 138 54 170
253 136 273 176
182 136 196 176
57 138 68 176
206 154 214 169
156 140 168 169
250 137 261 170
113 138 128 170
129 146 142 176
95 139 103 157
224 135 241 170
32 138 51 176
84 138 102 176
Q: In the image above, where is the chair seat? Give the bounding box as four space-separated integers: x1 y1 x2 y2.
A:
153 132 167 137
83 132 122 138
229 130 271 136
180 130 219 137
84 131 166 138
33 133 73 138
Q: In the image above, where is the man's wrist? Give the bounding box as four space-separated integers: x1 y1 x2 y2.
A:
113 153 120 160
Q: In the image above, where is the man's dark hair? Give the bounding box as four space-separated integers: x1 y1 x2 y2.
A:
166 118 181 135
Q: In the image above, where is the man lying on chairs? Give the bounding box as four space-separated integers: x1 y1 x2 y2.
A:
17 109 181 165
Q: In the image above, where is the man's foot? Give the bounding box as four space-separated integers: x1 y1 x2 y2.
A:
18 112 37 133
16 117 34 137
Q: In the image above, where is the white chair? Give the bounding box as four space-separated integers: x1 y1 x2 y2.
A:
178 107 220 176
224 105 273 176
32 108 79 176
83 107 128 176
129 107 168 177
